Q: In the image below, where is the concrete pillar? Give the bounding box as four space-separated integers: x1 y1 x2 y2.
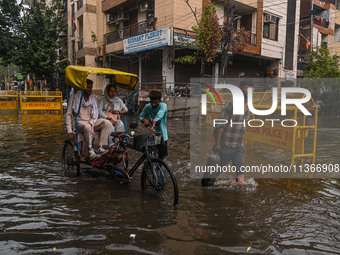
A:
139 57 142 86
213 62 219 85
162 47 175 92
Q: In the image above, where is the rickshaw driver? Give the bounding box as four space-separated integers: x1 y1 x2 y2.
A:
66 79 111 159
140 90 168 159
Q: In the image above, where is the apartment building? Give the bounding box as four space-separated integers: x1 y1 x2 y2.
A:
61 0 300 91
213 0 300 84
299 0 340 76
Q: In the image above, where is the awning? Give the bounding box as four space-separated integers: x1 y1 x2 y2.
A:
65 65 138 90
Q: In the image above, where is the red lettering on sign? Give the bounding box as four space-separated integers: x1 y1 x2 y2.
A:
262 127 282 138
246 126 261 134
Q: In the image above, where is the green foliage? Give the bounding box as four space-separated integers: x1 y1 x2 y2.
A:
91 31 98 43
0 0 22 66
193 5 222 64
305 46 340 78
91 31 102 56
176 4 222 75
110 27 118 33
302 46 340 112
175 55 196 64
0 0 64 83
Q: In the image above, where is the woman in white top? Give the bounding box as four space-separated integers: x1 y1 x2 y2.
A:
98 83 128 147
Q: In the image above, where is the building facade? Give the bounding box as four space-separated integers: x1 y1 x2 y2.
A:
299 0 340 77
62 0 300 91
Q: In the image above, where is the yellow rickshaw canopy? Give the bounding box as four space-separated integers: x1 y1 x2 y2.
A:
65 65 138 90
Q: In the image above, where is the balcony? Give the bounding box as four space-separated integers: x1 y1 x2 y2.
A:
312 15 329 28
313 0 337 10
105 18 156 45
102 0 129 12
297 62 307 71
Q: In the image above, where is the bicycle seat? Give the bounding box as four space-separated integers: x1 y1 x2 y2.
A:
111 132 125 138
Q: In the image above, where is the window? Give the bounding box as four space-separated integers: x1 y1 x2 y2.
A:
263 14 279 41
335 24 340 42
336 0 340 10
321 34 328 48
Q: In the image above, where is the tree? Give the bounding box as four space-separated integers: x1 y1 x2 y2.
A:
302 46 340 112
0 0 22 66
305 46 340 78
178 0 250 77
176 4 222 76
0 0 64 85
219 0 250 77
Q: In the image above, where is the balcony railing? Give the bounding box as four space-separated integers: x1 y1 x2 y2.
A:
220 27 257 46
297 62 307 70
78 39 83 50
105 18 157 45
313 15 329 28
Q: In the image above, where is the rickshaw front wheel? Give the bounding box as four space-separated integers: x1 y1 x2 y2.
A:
141 158 178 206
62 140 80 176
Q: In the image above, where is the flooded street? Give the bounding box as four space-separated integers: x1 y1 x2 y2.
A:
0 113 340 254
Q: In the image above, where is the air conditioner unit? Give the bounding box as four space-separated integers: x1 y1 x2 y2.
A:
106 13 116 24
117 9 129 21
264 14 271 22
270 15 277 23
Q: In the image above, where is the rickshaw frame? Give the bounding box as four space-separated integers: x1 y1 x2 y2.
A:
62 65 178 206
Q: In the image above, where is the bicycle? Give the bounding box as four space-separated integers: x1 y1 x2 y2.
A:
62 123 179 206
62 66 178 206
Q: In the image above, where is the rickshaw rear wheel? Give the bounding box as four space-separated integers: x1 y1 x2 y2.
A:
62 140 80 176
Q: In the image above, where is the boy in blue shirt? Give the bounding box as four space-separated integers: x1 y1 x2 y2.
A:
139 90 168 159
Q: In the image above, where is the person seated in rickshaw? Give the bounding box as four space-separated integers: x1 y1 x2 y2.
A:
65 79 111 159
98 83 128 147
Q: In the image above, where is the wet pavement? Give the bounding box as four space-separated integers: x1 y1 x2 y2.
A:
0 113 339 254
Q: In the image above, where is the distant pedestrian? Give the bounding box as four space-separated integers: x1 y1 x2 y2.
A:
212 81 252 186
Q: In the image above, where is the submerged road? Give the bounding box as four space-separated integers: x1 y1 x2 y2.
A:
0 113 339 254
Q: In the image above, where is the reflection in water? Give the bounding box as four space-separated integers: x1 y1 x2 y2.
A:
0 114 339 254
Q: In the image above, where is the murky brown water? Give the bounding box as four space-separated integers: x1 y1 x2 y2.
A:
0 113 340 254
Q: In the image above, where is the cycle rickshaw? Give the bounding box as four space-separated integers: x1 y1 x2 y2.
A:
62 66 178 206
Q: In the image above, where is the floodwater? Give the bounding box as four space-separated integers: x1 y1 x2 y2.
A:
0 113 339 254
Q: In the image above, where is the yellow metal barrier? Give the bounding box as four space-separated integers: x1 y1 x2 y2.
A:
199 92 318 165
20 91 63 114
0 91 19 111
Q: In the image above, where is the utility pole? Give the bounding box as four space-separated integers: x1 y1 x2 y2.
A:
6 66 10 91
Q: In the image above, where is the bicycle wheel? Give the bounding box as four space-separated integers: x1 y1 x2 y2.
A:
141 158 178 206
62 140 80 176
